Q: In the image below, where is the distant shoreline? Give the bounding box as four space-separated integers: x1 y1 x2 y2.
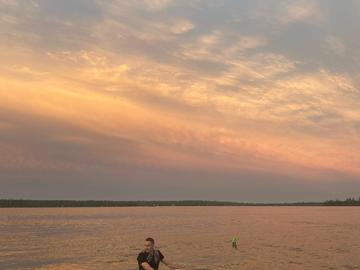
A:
1 198 359 207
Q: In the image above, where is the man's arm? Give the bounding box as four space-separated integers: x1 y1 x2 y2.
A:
141 262 155 270
161 258 180 270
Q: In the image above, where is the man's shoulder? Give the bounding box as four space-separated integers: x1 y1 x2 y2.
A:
137 251 147 262
137 250 147 258
157 249 164 259
138 250 148 254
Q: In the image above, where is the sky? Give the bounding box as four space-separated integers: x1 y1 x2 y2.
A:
0 0 360 202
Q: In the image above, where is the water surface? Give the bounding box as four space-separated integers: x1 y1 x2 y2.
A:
1 207 359 270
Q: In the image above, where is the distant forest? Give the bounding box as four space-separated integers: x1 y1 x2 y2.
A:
0 198 359 207
323 197 360 206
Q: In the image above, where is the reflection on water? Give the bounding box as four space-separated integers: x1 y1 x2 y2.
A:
1 207 360 270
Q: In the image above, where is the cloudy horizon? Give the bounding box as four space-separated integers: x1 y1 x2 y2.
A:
1 0 360 202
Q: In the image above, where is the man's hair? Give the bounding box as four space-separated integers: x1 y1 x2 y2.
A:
145 237 155 245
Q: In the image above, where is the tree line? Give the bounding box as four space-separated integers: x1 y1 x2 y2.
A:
323 197 360 206
0 198 357 207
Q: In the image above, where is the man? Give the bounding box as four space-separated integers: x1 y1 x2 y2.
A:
137 237 181 270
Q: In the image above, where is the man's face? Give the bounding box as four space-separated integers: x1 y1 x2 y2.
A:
144 240 154 252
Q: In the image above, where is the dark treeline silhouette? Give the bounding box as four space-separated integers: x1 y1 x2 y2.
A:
0 199 323 208
323 197 360 206
0 198 358 207
0 200 248 208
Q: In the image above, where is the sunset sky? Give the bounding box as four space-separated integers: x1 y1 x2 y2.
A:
1 0 360 202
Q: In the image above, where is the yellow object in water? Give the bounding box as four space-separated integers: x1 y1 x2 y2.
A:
231 237 238 249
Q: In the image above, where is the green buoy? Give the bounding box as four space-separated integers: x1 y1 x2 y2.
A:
231 237 238 249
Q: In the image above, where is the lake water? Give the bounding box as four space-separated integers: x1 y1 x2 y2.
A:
0 207 359 270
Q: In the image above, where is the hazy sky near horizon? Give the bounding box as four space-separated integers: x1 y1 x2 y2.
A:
1 0 360 202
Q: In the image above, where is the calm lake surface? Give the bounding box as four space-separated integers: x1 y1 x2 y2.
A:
0 207 359 270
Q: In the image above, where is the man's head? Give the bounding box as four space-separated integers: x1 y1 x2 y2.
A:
144 237 155 252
